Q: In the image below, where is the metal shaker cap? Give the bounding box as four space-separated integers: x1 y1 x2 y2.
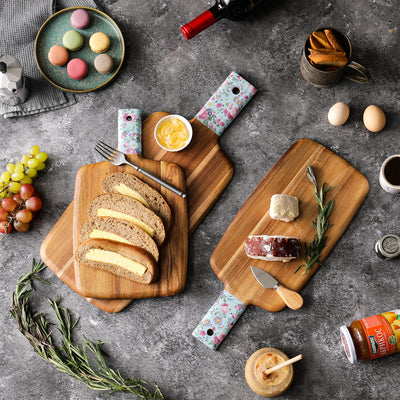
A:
375 234 400 260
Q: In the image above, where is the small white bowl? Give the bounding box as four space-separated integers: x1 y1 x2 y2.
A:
154 114 193 152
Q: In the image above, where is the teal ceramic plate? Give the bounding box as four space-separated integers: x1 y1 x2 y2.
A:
35 7 125 93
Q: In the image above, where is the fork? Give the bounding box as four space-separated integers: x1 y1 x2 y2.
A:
95 140 186 198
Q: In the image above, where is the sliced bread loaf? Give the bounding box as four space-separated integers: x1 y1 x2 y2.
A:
80 216 159 261
87 193 166 246
76 238 158 284
103 172 173 230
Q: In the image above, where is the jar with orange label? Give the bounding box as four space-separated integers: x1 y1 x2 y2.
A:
340 309 400 363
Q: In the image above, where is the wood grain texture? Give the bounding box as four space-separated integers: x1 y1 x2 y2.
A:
73 156 188 299
40 203 133 313
210 138 369 312
141 112 234 235
40 111 234 311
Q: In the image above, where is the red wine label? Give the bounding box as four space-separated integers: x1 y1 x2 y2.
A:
359 313 398 359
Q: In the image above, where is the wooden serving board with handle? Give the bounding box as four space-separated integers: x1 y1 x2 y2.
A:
73 109 188 299
192 138 369 350
142 72 258 236
40 72 257 311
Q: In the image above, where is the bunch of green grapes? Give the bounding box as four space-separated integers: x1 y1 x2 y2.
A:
0 145 48 199
0 145 48 236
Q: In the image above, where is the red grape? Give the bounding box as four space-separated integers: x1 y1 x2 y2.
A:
20 183 34 199
14 220 30 232
0 221 12 234
25 196 42 212
0 207 8 221
12 193 22 204
16 209 33 223
2 198 17 212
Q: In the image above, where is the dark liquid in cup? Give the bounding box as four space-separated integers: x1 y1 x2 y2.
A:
384 156 400 186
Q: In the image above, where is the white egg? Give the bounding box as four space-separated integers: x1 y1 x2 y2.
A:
328 102 350 126
363 105 386 132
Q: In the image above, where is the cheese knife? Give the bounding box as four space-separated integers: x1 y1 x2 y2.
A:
250 266 303 310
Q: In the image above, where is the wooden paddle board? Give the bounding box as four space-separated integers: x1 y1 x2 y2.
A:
192 138 369 349
40 72 257 311
73 110 187 299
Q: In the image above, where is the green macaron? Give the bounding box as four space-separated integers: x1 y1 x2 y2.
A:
62 30 84 51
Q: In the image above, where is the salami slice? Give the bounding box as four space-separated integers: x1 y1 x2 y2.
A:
244 235 301 262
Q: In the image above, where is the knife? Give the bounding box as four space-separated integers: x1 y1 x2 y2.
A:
250 266 303 310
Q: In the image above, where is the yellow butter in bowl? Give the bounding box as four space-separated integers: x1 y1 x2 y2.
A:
155 115 193 152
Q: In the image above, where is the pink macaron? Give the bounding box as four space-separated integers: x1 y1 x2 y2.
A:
67 58 88 80
70 9 90 29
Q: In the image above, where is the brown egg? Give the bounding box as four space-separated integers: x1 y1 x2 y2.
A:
363 105 386 132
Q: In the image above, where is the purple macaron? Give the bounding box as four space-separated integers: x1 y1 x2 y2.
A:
70 9 90 29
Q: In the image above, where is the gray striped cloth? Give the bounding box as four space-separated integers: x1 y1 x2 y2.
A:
0 0 97 118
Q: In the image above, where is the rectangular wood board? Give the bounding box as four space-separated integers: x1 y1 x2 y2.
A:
73 157 188 299
40 203 133 313
40 111 233 311
209 138 369 311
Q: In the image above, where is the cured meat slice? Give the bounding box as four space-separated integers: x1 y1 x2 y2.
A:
244 235 301 262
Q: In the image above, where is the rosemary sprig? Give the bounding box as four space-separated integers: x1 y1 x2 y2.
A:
10 260 166 399
295 165 335 275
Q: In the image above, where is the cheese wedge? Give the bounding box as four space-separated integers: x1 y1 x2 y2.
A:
269 194 299 222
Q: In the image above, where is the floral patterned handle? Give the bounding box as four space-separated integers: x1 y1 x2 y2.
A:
195 71 257 136
118 109 142 155
192 289 247 350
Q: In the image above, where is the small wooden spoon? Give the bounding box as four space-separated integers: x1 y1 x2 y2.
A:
262 354 303 376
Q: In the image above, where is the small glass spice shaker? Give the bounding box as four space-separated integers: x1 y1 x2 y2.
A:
375 234 400 260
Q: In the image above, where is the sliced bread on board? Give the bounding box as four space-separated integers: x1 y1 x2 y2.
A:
80 216 159 261
103 172 173 230
76 238 158 284
87 193 166 246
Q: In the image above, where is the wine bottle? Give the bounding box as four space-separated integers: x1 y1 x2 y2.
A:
180 0 264 40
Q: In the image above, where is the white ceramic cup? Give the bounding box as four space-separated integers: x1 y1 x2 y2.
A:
154 114 193 152
379 155 400 193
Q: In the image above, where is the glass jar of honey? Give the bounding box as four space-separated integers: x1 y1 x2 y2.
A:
340 309 400 363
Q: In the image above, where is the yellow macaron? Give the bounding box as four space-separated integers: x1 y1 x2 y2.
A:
89 32 111 53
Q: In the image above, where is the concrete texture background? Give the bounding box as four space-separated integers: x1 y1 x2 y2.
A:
1 0 400 399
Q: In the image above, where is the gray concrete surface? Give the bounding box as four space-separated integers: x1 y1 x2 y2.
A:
1 0 400 399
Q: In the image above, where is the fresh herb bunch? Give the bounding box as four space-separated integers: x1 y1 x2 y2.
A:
10 260 166 399
295 165 335 275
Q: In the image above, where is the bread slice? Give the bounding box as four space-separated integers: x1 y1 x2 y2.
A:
308 53 348 67
87 193 166 246
308 48 346 57
76 239 158 284
312 31 333 49
103 172 173 230
324 29 346 52
309 34 324 50
80 216 159 261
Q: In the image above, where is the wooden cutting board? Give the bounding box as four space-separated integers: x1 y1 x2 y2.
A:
41 202 133 313
192 138 369 349
40 72 257 311
73 109 187 299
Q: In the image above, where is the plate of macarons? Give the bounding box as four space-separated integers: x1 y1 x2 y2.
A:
35 7 125 93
